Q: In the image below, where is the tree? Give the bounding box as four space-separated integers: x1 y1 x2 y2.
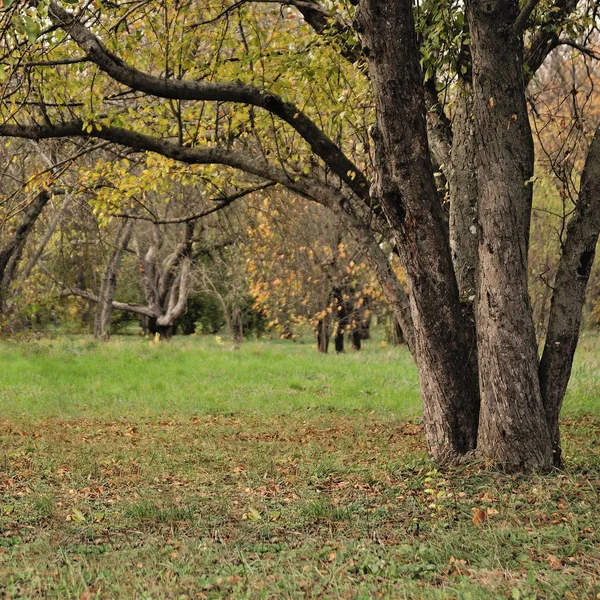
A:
0 138 90 317
0 0 599 471
244 192 382 351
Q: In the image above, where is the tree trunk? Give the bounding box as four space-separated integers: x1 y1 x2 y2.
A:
449 80 479 302
356 0 480 462
351 329 361 351
146 317 174 339
539 124 600 467
94 219 134 340
317 317 330 354
468 0 552 471
0 190 52 313
231 305 243 346
334 327 345 353
333 286 347 353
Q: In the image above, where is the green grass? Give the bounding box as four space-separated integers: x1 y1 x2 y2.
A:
0 334 421 419
0 331 599 598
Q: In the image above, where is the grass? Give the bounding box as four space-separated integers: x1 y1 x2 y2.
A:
0 334 421 419
0 331 599 598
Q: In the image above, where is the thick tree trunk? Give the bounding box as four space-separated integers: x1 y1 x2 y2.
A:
357 0 480 462
539 125 600 467
146 317 174 340
468 0 552 471
94 219 134 340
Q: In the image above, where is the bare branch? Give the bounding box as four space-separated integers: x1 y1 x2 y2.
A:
115 183 275 224
557 37 600 59
19 56 89 67
60 286 157 318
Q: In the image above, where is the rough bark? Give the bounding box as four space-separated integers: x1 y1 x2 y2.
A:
449 80 479 301
356 0 480 462
539 124 600 467
94 219 134 340
468 0 552 471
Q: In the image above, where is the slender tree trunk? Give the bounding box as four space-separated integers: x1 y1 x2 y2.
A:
231 305 243 345
351 329 361 350
317 316 330 354
333 286 347 353
357 0 480 462
0 190 52 313
94 219 134 340
539 124 600 467
468 0 552 471
21 194 71 280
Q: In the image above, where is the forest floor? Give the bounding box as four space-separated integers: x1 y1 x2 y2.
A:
0 333 599 599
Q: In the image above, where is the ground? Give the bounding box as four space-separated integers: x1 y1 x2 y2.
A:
1 333 599 598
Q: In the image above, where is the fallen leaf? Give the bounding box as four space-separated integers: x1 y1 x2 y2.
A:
472 509 486 525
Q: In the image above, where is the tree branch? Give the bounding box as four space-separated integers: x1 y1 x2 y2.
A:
514 0 543 35
523 0 579 77
115 183 275 223
556 37 600 59
60 286 157 318
0 120 347 207
41 1 368 201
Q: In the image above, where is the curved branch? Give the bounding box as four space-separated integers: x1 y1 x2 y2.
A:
0 120 344 206
514 0 543 35
42 1 368 201
523 0 579 77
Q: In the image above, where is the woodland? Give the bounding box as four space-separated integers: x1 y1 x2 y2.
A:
0 0 599 475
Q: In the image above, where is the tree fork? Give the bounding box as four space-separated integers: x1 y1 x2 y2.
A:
356 0 480 461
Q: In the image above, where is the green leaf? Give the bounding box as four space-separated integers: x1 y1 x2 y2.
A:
247 507 262 521
71 509 86 523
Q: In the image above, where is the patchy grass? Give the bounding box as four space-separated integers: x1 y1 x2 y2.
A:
0 333 599 598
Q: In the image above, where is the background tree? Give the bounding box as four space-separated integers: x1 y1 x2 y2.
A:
244 192 383 352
